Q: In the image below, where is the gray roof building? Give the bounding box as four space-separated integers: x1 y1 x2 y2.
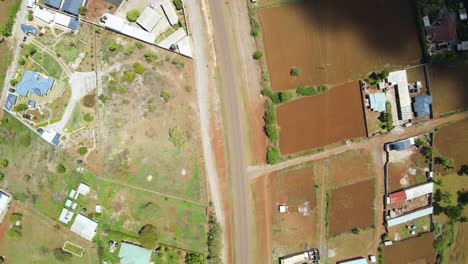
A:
413 95 432 117
62 0 83 16
45 0 62 9
16 71 55 97
388 138 414 151
4 93 18 111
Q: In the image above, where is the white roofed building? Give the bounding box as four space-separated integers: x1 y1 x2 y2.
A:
54 12 71 28
136 6 163 32
102 14 156 44
176 35 192 57
58 208 74 224
158 28 186 49
33 6 55 23
388 70 412 120
387 206 433 227
0 191 12 219
161 0 179 26
405 182 433 200
70 214 98 241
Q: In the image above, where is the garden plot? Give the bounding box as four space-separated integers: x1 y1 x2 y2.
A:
86 29 206 201
384 233 436 264
430 64 468 116
434 118 468 174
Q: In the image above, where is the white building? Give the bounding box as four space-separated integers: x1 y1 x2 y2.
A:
160 0 179 26
158 28 186 49
0 192 12 220
387 206 433 227
457 41 468 51
423 16 430 27
102 13 157 44
405 182 433 200
33 5 55 23
388 70 412 120
58 208 74 224
70 214 98 241
137 6 163 32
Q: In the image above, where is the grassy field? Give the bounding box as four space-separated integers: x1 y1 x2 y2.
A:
327 227 375 264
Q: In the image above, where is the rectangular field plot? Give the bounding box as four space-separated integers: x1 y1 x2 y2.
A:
430 64 468 115
257 0 421 90
326 149 375 188
327 228 375 264
434 118 468 174
384 233 436 264
388 147 429 193
277 82 366 155
328 180 375 236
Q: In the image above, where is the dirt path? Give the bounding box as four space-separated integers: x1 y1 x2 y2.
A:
31 39 73 77
249 112 468 180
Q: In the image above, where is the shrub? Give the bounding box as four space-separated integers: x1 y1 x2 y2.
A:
351 228 360 234
250 18 260 37
435 156 454 171
267 145 281 164
122 71 136 83
296 86 317 96
415 138 426 147
207 214 222 263
0 159 9 169
185 253 204 264
133 63 145 74
169 127 185 149
263 101 277 125
19 56 26 65
13 103 28 112
138 224 159 249
9 213 23 222
107 3 114 9
278 91 293 103
53 248 72 261
20 134 31 147
6 226 21 239
144 50 157 62
458 165 468 176
368 70 389 85
264 124 278 143
77 147 88 156
0 172 4 181
98 94 109 103
27 13 33 21
83 113 93 122
108 40 117 51
124 45 134 55
317 85 328 93
253 51 263 60
261 89 280 104
160 90 170 102
290 67 300 77
173 0 183 10
56 164 66 173
126 9 141 22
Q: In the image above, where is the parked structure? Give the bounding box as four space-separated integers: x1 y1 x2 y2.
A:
388 182 433 204
118 242 152 264
101 14 157 44
38 129 61 145
21 24 37 35
4 93 18 111
0 191 12 220
386 137 415 151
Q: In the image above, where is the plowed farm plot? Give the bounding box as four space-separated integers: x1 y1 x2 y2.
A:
257 0 421 90
384 233 436 264
328 179 375 236
276 82 366 155
326 149 375 188
434 118 468 174
430 64 468 116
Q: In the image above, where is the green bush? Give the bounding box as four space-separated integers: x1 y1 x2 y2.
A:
169 127 185 149
13 103 28 112
124 45 134 55
267 145 281 164
160 90 170 102
56 164 66 174
126 9 141 22
20 134 31 147
6 226 21 239
27 13 33 21
278 91 293 103
144 50 157 62
415 138 426 147
0 172 4 182
121 71 136 83
0 0 21 36
250 18 260 37
133 63 145 74
435 156 455 171
83 113 93 122
173 0 183 10
368 70 389 85
9 213 23 222
296 86 317 96
261 89 280 104
77 147 88 156
290 67 300 77
108 40 117 51
253 51 263 60
18 56 26 65
351 228 360 234
263 101 277 125
264 124 278 144
78 6 87 16
138 224 159 249
98 94 109 103
185 252 204 264
53 248 72 261
317 85 328 93
0 159 9 169
207 214 222 263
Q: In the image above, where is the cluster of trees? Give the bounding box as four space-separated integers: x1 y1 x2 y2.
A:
207 214 222 264
250 18 260 37
435 156 455 171
0 0 21 37
296 85 328 96
263 101 281 164
433 189 466 221
367 70 389 85
378 102 393 131
168 127 186 149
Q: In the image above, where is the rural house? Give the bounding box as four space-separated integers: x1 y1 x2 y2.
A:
387 138 415 151
413 95 432 117
388 182 434 204
0 191 12 220
368 93 386 112
16 70 55 97
136 6 163 32
70 214 98 241
337 257 368 264
4 93 18 111
387 206 434 227
388 70 412 120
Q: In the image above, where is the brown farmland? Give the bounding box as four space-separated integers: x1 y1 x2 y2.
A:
430 64 468 115
384 233 436 264
327 149 375 188
328 179 375 236
434 118 468 173
277 82 366 155
258 0 421 90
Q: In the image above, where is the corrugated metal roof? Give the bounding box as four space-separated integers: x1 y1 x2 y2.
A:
390 138 414 151
337 257 368 264
21 24 37 34
16 71 55 97
4 93 18 111
45 0 62 9
62 0 83 16
388 70 413 120
161 0 178 25
413 95 432 117
369 92 386 112
70 214 98 241
405 182 433 200
389 191 406 204
118 243 152 264
387 206 433 227
136 6 162 32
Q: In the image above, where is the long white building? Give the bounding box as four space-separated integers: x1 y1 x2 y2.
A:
388 70 413 120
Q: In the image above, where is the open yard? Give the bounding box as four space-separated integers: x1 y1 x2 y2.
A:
257 0 421 90
251 164 320 263
327 228 375 264
384 233 436 264
388 147 429 192
429 64 468 116
328 179 375 236
276 81 366 155
84 29 206 202
434 118 468 174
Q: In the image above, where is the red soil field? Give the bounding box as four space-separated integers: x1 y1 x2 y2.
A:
276 82 366 155
327 149 375 188
328 179 375 236
430 64 468 116
384 233 436 264
257 0 421 91
434 118 468 173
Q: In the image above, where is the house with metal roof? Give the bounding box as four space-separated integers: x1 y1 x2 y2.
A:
45 0 62 9
388 70 413 120
460 8 467 21
62 0 84 16
70 214 98 241
21 24 37 35
387 206 433 227
102 13 157 44
118 242 152 264
387 137 415 151
16 70 55 97
413 95 432 117
4 93 18 111
368 92 386 112
39 129 61 145
136 6 163 32
161 0 179 26
337 257 368 264
405 182 433 200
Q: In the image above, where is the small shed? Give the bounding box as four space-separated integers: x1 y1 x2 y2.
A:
388 191 406 204
96 204 102 214
136 6 163 32
0 192 11 217
77 183 91 196
65 199 72 208
423 16 430 27
27 100 36 108
21 24 37 35
337 257 368 264
58 208 74 224
278 205 287 213
388 138 414 151
4 93 18 111
69 189 77 199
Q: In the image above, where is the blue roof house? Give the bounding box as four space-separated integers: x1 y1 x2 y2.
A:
388 138 415 151
413 95 432 117
21 24 37 35
68 17 80 30
16 71 55 97
4 93 18 111
44 0 63 9
62 0 84 16
118 242 152 264
369 92 386 112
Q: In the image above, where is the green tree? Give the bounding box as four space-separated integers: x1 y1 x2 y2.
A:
173 0 183 10
457 165 468 176
351 228 360 234
160 90 170 102
133 63 145 74
253 51 263 60
264 124 278 143
261 89 280 104
457 191 468 206
138 224 159 249
144 50 157 62
13 103 28 112
56 164 66 174
108 40 117 51
27 13 33 21
78 6 87 16
296 85 317 96
185 253 205 264
0 159 9 169
444 206 463 220
267 145 281 164
83 113 93 122
435 156 455 171
278 91 293 103
207 214 222 264
290 67 300 77
20 134 31 147
77 147 88 156
122 71 136 83
169 127 185 149
126 9 141 22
